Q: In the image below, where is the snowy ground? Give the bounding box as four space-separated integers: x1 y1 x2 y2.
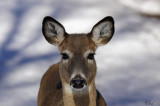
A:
0 0 160 106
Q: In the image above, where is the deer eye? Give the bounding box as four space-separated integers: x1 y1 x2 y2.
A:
87 53 95 60
61 53 69 59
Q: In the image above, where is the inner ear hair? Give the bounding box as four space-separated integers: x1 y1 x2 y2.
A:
46 21 58 37
91 16 115 46
42 16 66 45
99 21 113 37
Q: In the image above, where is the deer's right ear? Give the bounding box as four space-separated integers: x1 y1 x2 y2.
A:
42 16 66 45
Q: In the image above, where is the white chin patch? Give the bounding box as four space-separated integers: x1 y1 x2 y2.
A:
71 85 89 94
64 84 88 94
64 84 73 94
62 59 68 63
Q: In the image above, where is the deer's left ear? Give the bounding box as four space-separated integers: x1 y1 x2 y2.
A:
91 16 115 46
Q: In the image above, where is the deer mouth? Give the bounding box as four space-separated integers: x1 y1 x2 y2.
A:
70 77 87 89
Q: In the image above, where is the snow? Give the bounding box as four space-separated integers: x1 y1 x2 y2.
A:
0 0 160 106
119 0 160 15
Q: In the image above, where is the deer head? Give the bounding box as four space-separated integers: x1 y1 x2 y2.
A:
42 16 114 94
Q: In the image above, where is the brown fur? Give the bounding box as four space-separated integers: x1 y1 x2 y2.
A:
38 63 107 106
58 34 97 86
38 63 63 106
38 16 114 106
38 35 107 106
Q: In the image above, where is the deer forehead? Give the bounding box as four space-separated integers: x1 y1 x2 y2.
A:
59 34 97 54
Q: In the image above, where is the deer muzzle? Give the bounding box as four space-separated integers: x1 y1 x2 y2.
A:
70 75 87 89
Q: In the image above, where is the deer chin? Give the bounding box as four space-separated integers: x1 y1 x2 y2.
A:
71 84 87 90
71 85 89 94
63 83 88 95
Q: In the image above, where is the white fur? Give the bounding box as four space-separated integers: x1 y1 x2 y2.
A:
46 21 64 41
62 50 72 63
92 21 112 44
72 85 88 94
64 84 73 94
84 50 94 63
71 72 86 80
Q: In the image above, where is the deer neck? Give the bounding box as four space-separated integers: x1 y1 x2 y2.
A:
62 81 97 106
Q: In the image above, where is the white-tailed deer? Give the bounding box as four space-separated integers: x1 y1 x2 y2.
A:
38 16 115 106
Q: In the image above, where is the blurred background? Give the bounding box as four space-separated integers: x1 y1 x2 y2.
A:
0 0 160 106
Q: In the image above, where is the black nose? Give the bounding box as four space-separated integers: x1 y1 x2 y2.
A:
70 76 86 89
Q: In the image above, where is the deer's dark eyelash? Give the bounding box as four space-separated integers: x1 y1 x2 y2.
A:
87 53 95 60
61 53 69 59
